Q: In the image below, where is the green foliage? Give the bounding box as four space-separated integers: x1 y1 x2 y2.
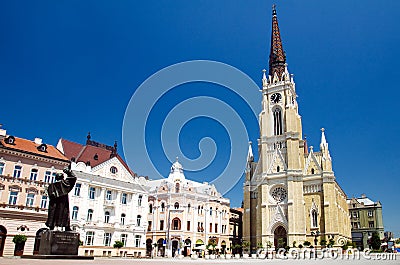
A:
12 235 27 244
298 244 303 249
370 231 381 250
395 238 400 244
328 239 335 248
79 239 83 246
320 239 327 247
257 242 263 249
242 240 250 252
303 241 311 246
277 238 285 248
292 241 297 248
266 241 273 248
113 241 124 249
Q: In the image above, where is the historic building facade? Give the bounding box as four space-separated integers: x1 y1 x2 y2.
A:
229 208 243 254
243 6 351 250
0 127 70 256
57 135 149 257
145 159 230 257
347 194 384 250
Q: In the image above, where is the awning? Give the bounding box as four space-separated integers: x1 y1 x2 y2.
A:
196 239 204 245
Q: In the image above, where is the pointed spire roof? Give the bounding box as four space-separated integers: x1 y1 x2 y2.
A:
320 128 328 149
247 141 254 162
269 4 286 80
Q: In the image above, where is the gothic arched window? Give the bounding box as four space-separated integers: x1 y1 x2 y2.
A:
273 108 283 135
311 209 318 228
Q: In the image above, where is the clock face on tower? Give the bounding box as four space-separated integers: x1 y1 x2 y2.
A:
270 93 282 103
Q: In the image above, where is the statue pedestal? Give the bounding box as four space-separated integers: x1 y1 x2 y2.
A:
38 230 79 255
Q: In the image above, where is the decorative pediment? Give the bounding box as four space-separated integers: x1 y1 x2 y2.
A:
9 184 22 192
267 148 287 174
304 150 322 175
26 187 39 194
269 205 288 232
91 157 135 182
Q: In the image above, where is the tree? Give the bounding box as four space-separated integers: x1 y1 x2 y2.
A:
113 240 124 256
242 240 250 254
370 231 381 250
303 241 311 247
320 239 327 247
292 241 297 248
328 239 335 248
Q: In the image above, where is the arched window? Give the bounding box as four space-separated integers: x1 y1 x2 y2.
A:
311 168 315 174
273 108 283 135
104 211 110 223
138 195 143 206
311 210 318 228
209 207 213 216
277 166 280 172
72 206 79 220
121 213 126 225
174 202 179 209
175 183 180 193
149 204 153 213
87 209 93 221
161 202 165 212
188 203 191 212
136 215 142 226
172 218 181 230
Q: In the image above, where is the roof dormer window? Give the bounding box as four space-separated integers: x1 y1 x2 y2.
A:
5 136 15 145
110 166 118 174
37 144 47 152
93 153 98 160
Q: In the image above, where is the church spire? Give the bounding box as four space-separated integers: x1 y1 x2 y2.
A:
269 4 286 80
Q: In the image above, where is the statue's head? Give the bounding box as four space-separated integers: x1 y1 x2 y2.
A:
55 173 64 181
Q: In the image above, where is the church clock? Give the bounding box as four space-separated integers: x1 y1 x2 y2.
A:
270 93 282 103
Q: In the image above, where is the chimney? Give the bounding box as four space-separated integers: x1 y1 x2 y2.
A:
34 138 43 145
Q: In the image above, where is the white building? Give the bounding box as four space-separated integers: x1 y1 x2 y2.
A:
145 159 230 258
57 134 149 257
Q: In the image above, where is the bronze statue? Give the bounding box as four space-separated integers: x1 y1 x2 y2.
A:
45 167 77 231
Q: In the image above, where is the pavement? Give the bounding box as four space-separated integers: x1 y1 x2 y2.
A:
0 254 398 265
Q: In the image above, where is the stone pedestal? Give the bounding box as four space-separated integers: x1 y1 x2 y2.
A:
38 230 79 255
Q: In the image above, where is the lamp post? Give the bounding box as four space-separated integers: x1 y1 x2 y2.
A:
311 230 320 248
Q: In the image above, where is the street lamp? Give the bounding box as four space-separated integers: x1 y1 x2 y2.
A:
311 230 320 247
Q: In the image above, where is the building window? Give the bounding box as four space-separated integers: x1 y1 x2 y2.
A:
161 202 165 212
89 187 96 199
26 193 35 207
121 213 126 225
51 172 56 183
210 207 213 216
30 169 38 181
209 223 212 233
72 206 79 220
187 221 190 231
369 221 374 228
8 191 18 205
311 210 318 228
44 171 51 183
172 218 181 230
85 231 95 246
121 234 127 246
311 168 315 174
149 204 153 213
138 195 143 206
174 202 179 209
160 220 164 230
175 183 180 193
368 210 373 217
273 108 283 135
136 215 141 226
103 232 112 246
40 195 48 208
87 209 93 221
0 162 4 175
352 211 359 218
148 221 152 231
121 193 127 204
13 165 22 178
106 190 112 201
188 203 191 212
104 211 110 223
215 223 218 233
110 166 118 174
134 235 141 248
74 183 81 196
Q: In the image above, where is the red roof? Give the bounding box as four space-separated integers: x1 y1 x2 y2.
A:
59 138 135 175
0 136 69 161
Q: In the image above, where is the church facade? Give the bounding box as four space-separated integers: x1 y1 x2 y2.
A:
243 6 351 250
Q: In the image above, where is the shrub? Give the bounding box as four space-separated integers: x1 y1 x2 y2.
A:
113 241 124 249
12 235 27 244
303 241 311 247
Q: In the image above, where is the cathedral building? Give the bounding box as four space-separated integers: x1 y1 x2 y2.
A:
243 6 351 250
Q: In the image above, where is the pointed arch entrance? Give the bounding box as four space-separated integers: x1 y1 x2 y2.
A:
273 225 287 249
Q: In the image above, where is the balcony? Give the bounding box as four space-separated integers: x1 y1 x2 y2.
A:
104 200 115 207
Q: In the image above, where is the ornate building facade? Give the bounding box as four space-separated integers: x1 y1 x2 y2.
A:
243 6 351 250
57 135 149 257
0 127 70 256
145 159 230 258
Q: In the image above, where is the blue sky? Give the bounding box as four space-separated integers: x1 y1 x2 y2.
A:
1 1 399 236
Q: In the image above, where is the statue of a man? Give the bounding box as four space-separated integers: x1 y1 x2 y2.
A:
45 167 77 231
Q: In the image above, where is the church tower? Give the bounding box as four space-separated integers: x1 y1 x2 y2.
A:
243 5 351 250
